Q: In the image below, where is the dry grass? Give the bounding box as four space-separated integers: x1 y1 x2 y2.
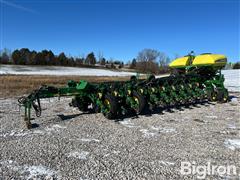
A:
0 75 137 98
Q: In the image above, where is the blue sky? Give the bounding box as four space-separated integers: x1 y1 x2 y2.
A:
0 0 239 62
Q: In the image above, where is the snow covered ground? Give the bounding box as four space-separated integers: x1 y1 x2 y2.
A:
0 65 239 92
0 65 136 77
222 70 240 92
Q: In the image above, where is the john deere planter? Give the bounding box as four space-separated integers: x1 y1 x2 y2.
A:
18 52 229 128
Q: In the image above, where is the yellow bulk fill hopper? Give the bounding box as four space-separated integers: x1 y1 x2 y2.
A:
169 56 190 68
192 54 227 67
169 53 227 69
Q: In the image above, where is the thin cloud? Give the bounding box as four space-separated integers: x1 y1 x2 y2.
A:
0 0 38 14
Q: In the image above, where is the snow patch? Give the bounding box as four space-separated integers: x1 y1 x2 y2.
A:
158 160 175 166
140 129 157 138
32 129 46 135
0 64 137 76
67 151 90 160
222 70 240 92
150 126 176 133
230 98 238 105
159 127 176 133
119 119 139 128
150 126 160 131
23 165 57 179
0 129 45 138
230 98 238 102
224 139 240 150
0 124 66 138
0 160 59 179
228 123 237 129
140 126 176 138
0 160 15 167
4 131 28 137
45 124 66 132
79 138 100 142
112 150 121 154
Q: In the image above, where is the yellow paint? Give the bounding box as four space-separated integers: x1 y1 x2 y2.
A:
113 91 118 96
98 93 102 99
169 56 190 68
104 99 110 105
169 53 227 68
192 54 227 66
133 97 139 103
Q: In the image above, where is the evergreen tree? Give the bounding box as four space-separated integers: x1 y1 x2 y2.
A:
85 52 96 65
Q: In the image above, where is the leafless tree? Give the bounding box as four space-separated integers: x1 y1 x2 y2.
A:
97 51 104 64
136 48 160 74
159 52 167 67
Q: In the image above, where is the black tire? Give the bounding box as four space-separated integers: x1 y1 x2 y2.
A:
222 89 229 103
71 98 89 112
132 91 146 114
198 90 206 101
148 75 155 82
130 75 137 82
92 102 101 113
207 90 217 102
217 88 228 103
102 94 118 119
78 102 89 112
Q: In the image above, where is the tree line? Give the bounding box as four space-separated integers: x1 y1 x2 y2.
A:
2 48 238 74
0 48 100 67
0 48 126 68
0 48 171 73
